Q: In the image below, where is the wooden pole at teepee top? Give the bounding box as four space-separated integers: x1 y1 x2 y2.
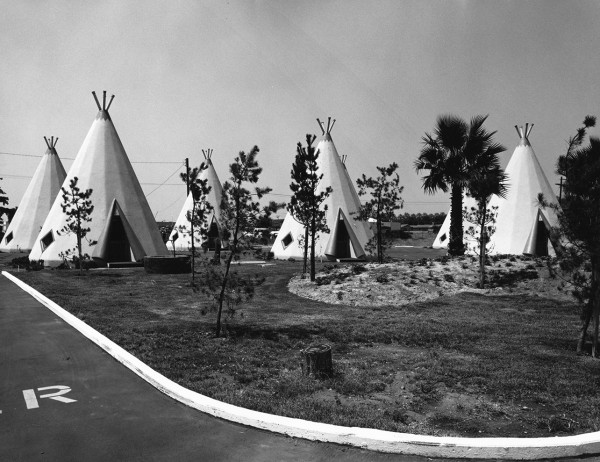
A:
316 118 325 135
106 94 115 111
92 91 102 111
526 123 534 138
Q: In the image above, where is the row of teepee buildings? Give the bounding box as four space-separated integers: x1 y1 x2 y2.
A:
0 92 169 265
167 118 374 260
0 91 562 264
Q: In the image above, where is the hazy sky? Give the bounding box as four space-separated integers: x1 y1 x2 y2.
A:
2 0 600 221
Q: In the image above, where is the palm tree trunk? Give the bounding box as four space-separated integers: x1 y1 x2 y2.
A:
448 183 465 256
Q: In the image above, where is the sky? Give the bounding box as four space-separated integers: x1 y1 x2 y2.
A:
1 0 600 222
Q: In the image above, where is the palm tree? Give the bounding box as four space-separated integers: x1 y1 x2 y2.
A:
415 114 506 256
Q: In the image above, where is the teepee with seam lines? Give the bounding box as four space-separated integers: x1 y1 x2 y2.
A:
168 149 223 251
0 137 67 252
29 91 169 266
432 123 561 255
271 118 373 260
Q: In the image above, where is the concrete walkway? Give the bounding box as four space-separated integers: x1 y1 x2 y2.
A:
0 273 436 462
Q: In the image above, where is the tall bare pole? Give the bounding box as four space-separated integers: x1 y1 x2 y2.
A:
185 157 190 196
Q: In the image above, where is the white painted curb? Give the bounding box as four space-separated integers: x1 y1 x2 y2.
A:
4 269 600 460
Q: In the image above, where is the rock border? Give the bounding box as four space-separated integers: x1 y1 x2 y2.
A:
3 269 600 460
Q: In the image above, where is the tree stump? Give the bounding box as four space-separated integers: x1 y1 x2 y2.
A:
301 344 333 379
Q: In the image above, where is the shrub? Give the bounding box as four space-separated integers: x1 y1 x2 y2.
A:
352 264 367 274
376 274 389 284
11 257 44 271
444 274 455 283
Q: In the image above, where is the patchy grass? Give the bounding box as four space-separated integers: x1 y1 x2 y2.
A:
3 250 599 438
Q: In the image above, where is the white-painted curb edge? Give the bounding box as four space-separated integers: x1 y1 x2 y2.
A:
4 270 600 460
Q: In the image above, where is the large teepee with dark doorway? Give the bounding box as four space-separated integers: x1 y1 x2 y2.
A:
487 124 561 255
29 91 169 266
433 123 561 255
0 137 67 252
271 118 373 260
168 149 223 252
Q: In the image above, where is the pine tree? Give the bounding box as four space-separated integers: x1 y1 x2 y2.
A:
355 163 404 263
540 116 600 356
288 134 332 279
214 146 270 337
179 160 213 287
57 177 95 273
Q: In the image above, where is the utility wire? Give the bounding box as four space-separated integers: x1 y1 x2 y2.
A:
0 151 181 164
0 174 32 179
157 193 187 214
144 164 185 197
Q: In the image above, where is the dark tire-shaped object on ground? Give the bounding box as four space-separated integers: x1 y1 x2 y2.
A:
144 255 191 274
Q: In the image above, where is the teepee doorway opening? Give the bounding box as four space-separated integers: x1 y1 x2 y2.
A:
334 215 352 259
206 220 220 251
325 209 366 261
106 213 133 262
534 216 549 257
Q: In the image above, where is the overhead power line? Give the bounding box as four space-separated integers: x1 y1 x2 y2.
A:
0 151 182 164
0 174 33 179
144 164 185 197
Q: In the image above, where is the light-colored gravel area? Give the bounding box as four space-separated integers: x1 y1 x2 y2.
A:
289 255 572 306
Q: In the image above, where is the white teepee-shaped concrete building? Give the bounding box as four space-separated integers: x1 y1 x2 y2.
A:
29 91 169 266
271 118 373 260
487 124 561 255
168 149 223 251
433 123 561 255
0 137 67 252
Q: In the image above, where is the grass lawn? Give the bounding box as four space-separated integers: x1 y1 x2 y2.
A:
2 249 599 438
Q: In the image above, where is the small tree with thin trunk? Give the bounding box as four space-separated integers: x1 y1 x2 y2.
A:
463 165 508 288
179 160 213 288
461 127 508 288
57 176 95 273
288 134 332 279
355 163 404 263
212 146 270 337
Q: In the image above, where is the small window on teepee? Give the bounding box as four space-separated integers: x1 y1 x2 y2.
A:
5 232 13 244
281 232 293 249
40 230 54 251
440 233 447 243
